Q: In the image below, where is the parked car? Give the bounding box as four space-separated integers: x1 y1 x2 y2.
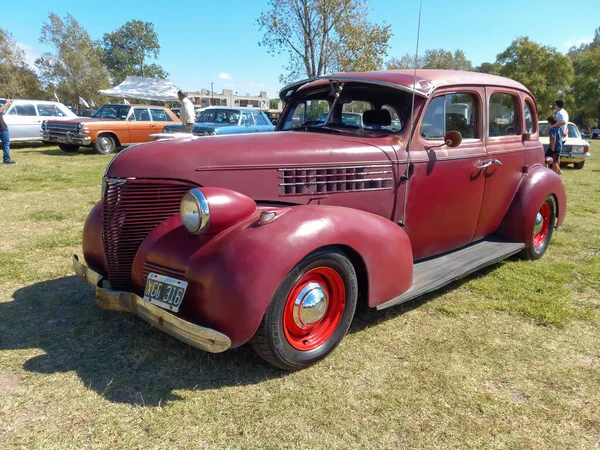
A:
266 110 282 125
161 107 275 136
73 70 566 370
42 104 180 154
73 108 96 117
538 121 591 169
1 99 77 142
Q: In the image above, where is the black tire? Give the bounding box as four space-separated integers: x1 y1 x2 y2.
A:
520 195 557 260
93 134 117 154
250 247 358 371
58 143 79 152
573 161 585 170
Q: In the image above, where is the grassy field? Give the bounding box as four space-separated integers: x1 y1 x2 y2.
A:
1 142 599 449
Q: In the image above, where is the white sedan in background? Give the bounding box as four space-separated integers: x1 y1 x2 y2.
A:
2 99 77 142
538 121 591 170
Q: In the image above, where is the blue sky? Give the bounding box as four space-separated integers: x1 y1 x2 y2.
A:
4 0 598 100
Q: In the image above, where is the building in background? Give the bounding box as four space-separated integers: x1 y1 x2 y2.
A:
187 89 275 110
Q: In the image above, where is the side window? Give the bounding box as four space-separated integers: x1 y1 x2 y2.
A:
133 108 151 121
37 104 66 117
242 113 255 126
283 99 330 129
16 104 37 116
420 93 479 139
151 108 172 122
252 112 269 126
524 100 536 134
489 93 519 137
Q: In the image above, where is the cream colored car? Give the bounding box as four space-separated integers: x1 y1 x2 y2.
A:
538 121 591 169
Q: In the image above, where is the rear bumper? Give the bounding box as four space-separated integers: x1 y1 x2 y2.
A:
42 132 92 145
73 255 231 353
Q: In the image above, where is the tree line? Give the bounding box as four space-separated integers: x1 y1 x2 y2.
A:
259 0 600 128
1 6 598 127
0 13 166 108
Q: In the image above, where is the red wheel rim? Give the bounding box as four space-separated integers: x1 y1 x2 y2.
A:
282 267 346 351
533 202 551 249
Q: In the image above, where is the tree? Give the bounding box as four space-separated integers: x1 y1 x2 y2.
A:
102 20 167 84
0 28 44 98
571 46 600 127
387 49 473 71
496 37 573 114
474 62 501 75
257 0 391 84
36 13 109 107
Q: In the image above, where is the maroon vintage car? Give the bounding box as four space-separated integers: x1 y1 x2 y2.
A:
74 70 566 370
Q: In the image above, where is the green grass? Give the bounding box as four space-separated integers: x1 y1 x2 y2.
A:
0 142 599 449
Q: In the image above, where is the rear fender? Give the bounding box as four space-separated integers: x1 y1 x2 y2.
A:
497 164 566 245
133 205 413 347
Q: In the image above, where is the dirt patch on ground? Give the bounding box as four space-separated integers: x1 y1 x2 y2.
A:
0 371 20 396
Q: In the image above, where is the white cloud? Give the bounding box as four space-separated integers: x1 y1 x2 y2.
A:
218 72 233 80
16 42 38 68
563 36 593 51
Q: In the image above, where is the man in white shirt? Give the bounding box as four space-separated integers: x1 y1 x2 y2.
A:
549 98 569 174
177 90 195 133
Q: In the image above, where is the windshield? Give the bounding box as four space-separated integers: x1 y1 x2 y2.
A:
280 83 407 135
93 105 131 120
196 109 241 125
539 123 580 139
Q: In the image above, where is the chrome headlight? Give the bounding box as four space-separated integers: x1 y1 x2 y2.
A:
180 189 210 234
571 145 585 152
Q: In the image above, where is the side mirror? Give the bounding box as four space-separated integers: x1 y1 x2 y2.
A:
444 130 462 148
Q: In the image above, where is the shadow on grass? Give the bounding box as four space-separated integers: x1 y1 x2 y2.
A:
4 276 286 406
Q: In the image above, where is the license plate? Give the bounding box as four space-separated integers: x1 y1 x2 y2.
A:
143 272 188 313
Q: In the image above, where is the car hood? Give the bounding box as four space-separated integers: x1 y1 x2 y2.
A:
105 131 396 201
538 135 589 147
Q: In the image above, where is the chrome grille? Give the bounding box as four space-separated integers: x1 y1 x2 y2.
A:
278 165 394 196
102 179 195 290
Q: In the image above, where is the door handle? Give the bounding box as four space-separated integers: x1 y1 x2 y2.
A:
491 159 503 166
149 124 155 127
476 160 492 169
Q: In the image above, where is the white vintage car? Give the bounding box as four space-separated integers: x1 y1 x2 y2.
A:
2 99 77 142
538 121 591 170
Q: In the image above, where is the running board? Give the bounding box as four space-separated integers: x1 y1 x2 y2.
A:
376 239 525 310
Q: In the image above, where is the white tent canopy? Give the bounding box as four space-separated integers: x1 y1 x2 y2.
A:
99 76 179 101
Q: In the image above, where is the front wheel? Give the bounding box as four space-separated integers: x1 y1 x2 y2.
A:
573 161 585 170
93 134 117 154
520 195 557 260
251 247 358 371
58 143 79 152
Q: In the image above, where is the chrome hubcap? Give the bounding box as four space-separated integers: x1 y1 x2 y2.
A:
99 137 111 151
533 212 543 235
292 282 328 327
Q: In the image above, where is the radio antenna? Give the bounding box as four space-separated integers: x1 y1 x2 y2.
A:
400 0 423 226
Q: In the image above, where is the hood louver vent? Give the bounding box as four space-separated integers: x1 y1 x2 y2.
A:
278 165 393 196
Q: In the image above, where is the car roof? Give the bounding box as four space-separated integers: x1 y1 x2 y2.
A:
198 107 263 113
538 120 578 126
102 104 165 108
281 70 531 100
7 99 68 105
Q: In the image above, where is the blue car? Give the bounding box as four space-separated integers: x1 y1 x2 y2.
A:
162 107 275 136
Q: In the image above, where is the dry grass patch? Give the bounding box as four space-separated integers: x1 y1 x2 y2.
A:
0 142 599 449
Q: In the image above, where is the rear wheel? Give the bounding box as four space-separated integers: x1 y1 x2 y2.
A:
520 195 557 260
58 144 79 152
573 161 585 170
251 247 358 371
94 134 117 154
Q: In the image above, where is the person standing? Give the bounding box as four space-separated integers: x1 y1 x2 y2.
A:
549 99 569 174
177 90 195 133
546 115 562 175
0 99 15 165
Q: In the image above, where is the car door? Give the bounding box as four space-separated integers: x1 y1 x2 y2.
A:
5 103 40 140
252 111 273 132
127 107 155 143
403 89 487 260
150 108 175 132
472 90 529 240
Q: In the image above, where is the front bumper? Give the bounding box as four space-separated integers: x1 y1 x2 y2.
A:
73 255 231 353
559 152 590 164
43 132 92 145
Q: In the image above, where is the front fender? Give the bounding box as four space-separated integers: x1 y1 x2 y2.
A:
497 165 566 245
133 205 413 347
